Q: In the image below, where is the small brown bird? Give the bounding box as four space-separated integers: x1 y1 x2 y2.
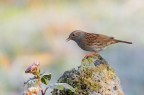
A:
67 30 132 57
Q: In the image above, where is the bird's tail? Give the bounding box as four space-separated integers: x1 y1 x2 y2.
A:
115 40 132 44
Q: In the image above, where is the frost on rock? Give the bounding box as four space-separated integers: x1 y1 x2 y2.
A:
52 53 125 95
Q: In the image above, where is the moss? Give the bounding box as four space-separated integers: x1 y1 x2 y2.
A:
52 54 124 95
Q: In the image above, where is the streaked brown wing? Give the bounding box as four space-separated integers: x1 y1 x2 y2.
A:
83 33 115 46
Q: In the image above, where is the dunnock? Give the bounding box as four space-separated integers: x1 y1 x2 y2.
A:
67 30 132 57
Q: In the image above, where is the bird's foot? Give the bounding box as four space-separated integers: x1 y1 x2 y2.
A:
84 52 97 59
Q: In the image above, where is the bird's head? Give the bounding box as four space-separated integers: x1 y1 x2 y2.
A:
66 30 84 41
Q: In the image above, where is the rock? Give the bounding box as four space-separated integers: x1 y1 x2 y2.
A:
52 53 125 95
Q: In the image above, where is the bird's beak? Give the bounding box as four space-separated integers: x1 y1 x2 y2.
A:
66 38 70 41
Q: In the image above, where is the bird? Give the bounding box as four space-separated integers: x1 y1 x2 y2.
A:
66 30 132 57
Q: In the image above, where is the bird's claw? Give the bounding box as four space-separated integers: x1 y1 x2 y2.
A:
84 52 97 59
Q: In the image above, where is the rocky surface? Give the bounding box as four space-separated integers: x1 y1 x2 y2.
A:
52 53 124 95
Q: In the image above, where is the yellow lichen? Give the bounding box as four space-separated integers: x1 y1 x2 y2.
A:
52 54 124 95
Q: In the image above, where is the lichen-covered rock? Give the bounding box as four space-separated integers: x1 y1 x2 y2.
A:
52 54 125 95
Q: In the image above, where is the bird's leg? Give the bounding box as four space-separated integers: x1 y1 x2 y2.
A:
84 52 98 58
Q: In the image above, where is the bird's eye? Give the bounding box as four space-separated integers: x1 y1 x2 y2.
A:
72 34 75 36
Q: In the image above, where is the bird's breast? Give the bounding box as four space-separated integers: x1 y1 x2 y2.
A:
75 39 90 51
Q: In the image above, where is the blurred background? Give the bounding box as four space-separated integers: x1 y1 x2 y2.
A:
0 0 144 95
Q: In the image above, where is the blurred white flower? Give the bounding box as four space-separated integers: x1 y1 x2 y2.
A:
23 86 40 95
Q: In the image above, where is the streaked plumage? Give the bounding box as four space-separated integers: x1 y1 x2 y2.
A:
67 30 132 52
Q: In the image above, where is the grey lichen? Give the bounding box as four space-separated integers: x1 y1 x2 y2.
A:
52 53 125 95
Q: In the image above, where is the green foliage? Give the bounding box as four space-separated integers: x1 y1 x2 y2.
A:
50 83 75 92
41 74 51 85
